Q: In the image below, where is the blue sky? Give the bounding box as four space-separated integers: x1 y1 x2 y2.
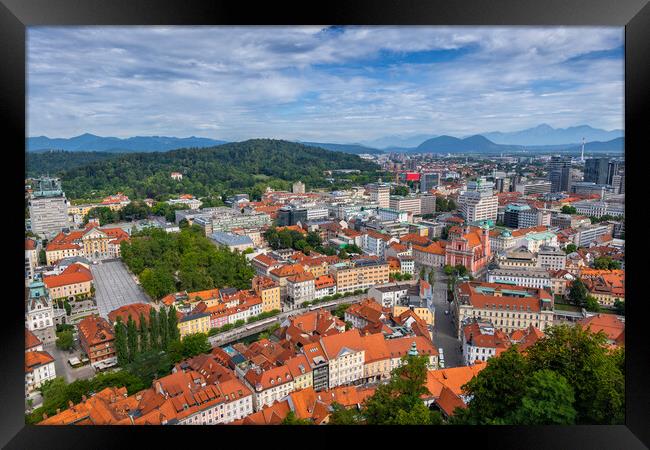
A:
27 26 624 143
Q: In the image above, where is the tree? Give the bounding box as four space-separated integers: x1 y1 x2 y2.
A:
126 350 173 386
585 295 601 312
345 321 353 331
564 243 577 254
55 330 74 351
126 315 138 363
391 185 410 196
526 324 624 424
561 205 577 214
428 269 436 287
593 256 621 270
167 305 180 343
158 307 169 350
281 411 312 425
329 402 363 425
149 308 160 350
457 347 530 424
167 333 211 363
568 278 588 308
420 266 427 280
363 354 438 425
114 317 129 366
138 312 149 352
508 369 576 425
338 249 349 259
613 299 625 315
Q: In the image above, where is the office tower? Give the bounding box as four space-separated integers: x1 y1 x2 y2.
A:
584 158 609 184
28 177 69 239
420 172 440 192
458 177 498 222
367 183 390 209
547 156 571 193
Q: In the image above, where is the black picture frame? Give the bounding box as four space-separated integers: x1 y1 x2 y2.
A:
2 0 648 448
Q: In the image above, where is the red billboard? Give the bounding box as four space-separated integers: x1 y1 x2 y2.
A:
405 172 420 181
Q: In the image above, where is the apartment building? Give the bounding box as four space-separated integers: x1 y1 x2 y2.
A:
329 259 390 294
77 315 117 368
28 177 69 239
244 365 295 410
286 272 316 308
389 195 422 216
252 276 282 312
321 329 365 389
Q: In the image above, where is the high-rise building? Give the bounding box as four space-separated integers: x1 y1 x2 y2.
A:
547 156 571 193
367 183 390 209
420 193 437 215
514 179 552 195
458 178 498 222
277 205 308 226
389 195 421 216
584 158 610 185
28 177 69 239
503 203 531 228
420 173 440 192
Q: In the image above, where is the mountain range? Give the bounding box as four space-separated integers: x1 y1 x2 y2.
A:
27 134 228 153
476 124 623 146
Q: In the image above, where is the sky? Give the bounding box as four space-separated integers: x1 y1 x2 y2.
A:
27 26 624 143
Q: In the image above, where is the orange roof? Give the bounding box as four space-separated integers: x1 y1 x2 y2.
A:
360 333 391 363
413 240 446 255
270 264 305 278
389 243 408 252
78 315 114 347
236 400 291 425
386 335 438 359
25 238 37 250
314 274 336 289
108 303 152 328
424 362 487 399
276 225 307 234
288 272 315 283
244 364 294 391
25 328 42 350
43 263 93 288
253 254 280 267
25 350 54 372
399 233 430 246
579 314 625 344
321 329 364 359
284 354 312 378
436 385 467 417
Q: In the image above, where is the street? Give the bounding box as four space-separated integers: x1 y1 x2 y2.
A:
44 342 95 384
427 269 463 368
209 293 370 347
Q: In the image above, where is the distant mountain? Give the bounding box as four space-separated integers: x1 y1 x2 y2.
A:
300 142 383 155
27 133 228 152
414 135 521 153
360 134 438 149
567 137 624 153
481 124 623 146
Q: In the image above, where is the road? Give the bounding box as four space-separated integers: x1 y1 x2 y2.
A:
428 269 463 368
208 293 369 347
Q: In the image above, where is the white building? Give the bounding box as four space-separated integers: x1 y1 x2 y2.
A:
367 183 390 209
28 178 69 239
321 329 366 388
368 282 412 308
25 278 56 345
389 196 422 216
458 178 498 222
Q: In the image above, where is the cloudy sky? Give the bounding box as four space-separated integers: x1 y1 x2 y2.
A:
27 26 624 143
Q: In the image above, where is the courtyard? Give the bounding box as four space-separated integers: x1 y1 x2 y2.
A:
90 259 151 319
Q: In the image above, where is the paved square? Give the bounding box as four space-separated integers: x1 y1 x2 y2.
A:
90 260 151 318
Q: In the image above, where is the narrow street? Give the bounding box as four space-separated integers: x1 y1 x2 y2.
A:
428 269 463 368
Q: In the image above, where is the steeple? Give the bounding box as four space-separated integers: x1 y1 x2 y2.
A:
408 341 418 357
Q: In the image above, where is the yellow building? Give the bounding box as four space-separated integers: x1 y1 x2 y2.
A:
67 204 96 217
330 260 390 294
392 305 434 326
252 276 282 313
286 355 313 391
43 263 93 300
177 311 211 339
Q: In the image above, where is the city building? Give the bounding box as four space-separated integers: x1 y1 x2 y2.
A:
321 329 365 388
210 231 255 252
329 259 390 294
25 348 56 395
178 311 212 338
389 195 422 216
286 272 316 309
167 195 202 210
252 276 282 312
25 276 56 345
244 364 295 410
420 193 437 215
367 183 390 209
457 178 498 222
514 179 552 195
77 315 117 368
548 156 571 192
43 263 93 300
45 223 130 264
292 181 306 194
453 281 554 338
25 238 39 285
28 177 69 239
445 225 492 276
420 172 440 192
537 245 567 270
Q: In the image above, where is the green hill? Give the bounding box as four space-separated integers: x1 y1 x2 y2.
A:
48 139 380 200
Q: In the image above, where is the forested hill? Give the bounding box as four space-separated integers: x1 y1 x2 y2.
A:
26 150 123 177
46 139 380 200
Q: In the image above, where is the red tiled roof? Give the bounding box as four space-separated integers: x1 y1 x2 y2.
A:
25 328 42 350
25 350 55 372
43 263 93 288
78 315 114 346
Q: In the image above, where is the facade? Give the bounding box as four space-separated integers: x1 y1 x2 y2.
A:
25 350 56 394
286 273 316 308
389 195 422 216
302 341 330 391
537 246 567 270
25 238 39 285
252 276 282 312
487 267 551 290
25 277 56 345
321 330 365 388
420 193 437 215
457 178 498 222
367 183 390 209
420 173 440 192
377 208 408 222
43 263 93 300
28 177 69 239
574 224 611 247
210 232 255 252
514 179 552 195
329 259 390 294
314 275 337 299
445 225 492 276
178 312 211 338
584 157 610 185
244 365 295 410
168 197 202 210
368 282 411 308
548 156 571 192
454 281 554 338
292 181 306 194
77 315 117 368
46 224 130 264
